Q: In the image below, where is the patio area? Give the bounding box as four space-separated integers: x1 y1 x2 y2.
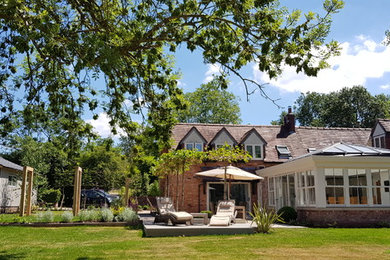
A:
139 212 304 237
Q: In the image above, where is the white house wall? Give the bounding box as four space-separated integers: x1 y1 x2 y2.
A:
0 168 22 208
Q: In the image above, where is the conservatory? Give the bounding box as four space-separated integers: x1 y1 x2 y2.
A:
256 143 390 226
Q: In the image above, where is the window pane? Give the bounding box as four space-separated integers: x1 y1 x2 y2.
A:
326 187 335 204
246 145 253 157
325 168 335 185
380 137 385 148
307 171 315 186
375 138 380 147
357 169 366 186
334 169 344 186
255 146 262 158
195 143 203 151
185 143 193 150
372 187 382 205
288 175 295 207
348 169 358 186
308 188 315 205
349 187 367 204
371 169 381 186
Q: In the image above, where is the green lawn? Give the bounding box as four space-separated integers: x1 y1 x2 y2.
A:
0 226 389 259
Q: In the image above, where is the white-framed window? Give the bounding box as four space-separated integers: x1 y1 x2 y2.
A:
371 169 390 205
185 143 203 151
276 145 291 159
348 169 368 205
245 144 263 159
374 136 385 148
268 175 296 209
268 177 275 206
325 168 344 205
8 175 18 186
297 171 315 206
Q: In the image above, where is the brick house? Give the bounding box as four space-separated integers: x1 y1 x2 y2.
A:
164 109 380 222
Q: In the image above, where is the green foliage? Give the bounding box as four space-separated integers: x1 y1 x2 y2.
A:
178 78 241 124
250 204 284 234
80 138 129 191
41 189 61 205
61 211 74 223
0 0 344 146
36 210 54 223
78 209 100 222
277 206 298 223
147 180 161 197
206 144 251 164
116 208 138 223
295 86 390 128
270 111 287 125
100 208 114 222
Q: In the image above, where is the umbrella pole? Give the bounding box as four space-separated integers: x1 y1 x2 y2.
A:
224 166 227 200
228 178 231 200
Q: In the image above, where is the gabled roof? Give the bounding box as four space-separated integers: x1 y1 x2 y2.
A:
240 128 267 145
0 157 23 171
178 126 207 145
371 119 390 136
209 127 237 145
172 123 371 162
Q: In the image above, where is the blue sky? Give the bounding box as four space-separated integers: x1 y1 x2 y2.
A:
89 0 390 137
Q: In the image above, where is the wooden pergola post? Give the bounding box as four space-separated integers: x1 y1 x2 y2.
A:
72 167 82 216
124 178 130 207
19 166 34 216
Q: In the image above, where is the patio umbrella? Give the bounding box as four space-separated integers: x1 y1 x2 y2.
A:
195 165 263 199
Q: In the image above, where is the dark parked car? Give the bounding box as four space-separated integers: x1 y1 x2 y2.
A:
81 189 120 208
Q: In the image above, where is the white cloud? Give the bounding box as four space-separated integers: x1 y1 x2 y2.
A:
203 64 221 83
85 112 124 138
253 36 390 94
380 84 390 90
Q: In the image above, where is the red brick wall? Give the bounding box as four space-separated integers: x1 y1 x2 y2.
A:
159 160 276 213
297 208 390 227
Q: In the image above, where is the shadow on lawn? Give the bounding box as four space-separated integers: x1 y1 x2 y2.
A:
0 250 26 260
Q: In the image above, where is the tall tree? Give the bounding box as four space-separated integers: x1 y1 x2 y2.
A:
295 86 390 128
0 0 344 145
80 138 129 191
178 78 242 124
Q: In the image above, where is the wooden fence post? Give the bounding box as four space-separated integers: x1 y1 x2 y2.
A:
19 166 34 216
73 167 82 216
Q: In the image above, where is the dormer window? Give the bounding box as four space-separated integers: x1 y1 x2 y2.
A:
185 142 203 151
216 143 232 149
246 145 263 160
276 145 291 159
307 148 316 153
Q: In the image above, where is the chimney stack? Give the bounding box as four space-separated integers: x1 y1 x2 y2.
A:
283 106 295 134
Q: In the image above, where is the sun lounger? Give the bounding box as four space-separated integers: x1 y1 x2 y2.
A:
154 197 193 225
209 200 237 226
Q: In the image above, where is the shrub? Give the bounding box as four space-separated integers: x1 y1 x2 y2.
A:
250 204 284 234
61 211 74 223
200 210 213 218
100 208 114 222
147 180 161 197
79 209 100 222
41 189 61 205
116 207 138 223
36 210 54 223
277 206 297 223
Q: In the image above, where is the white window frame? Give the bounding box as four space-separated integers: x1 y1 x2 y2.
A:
245 144 263 160
185 142 203 151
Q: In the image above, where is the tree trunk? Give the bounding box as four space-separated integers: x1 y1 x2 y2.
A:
165 175 169 197
181 165 185 211
59 188 65 210
175 171 179 211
